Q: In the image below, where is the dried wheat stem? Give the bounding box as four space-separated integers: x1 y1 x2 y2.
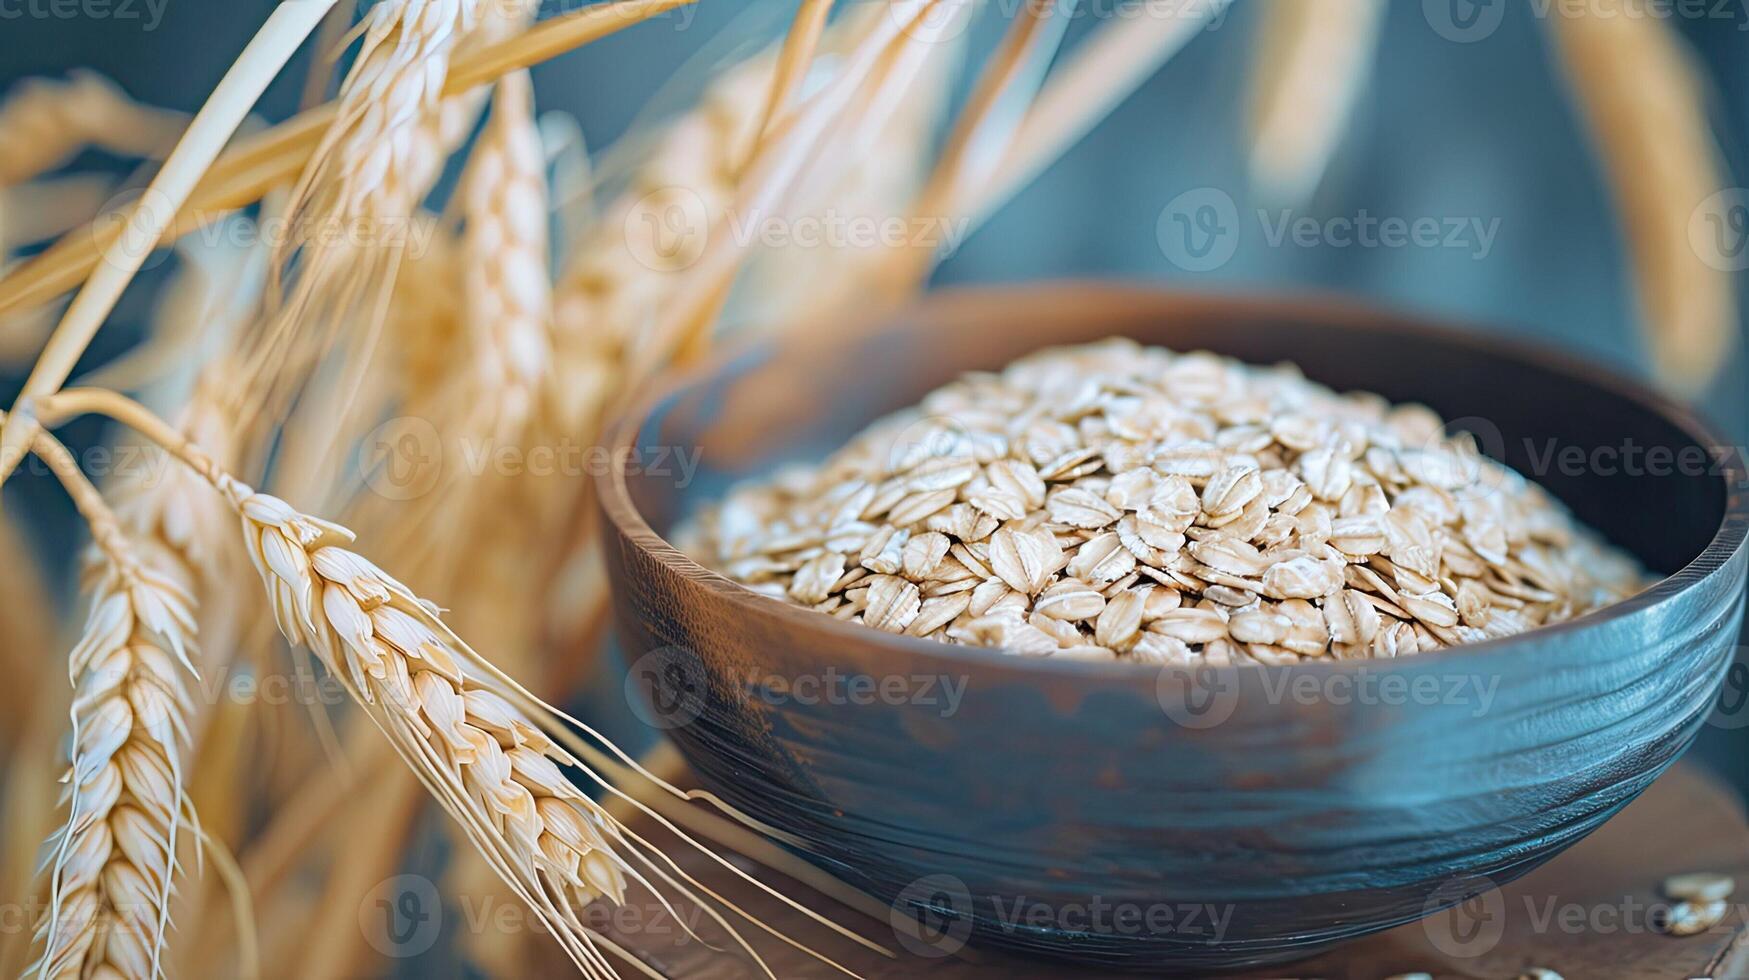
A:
1546 3 1735 393
35 390 884 977
0 506 55 743
970 0 1231 230
627 0 964 381
877 0 1069 295
0 0 340 488
738 0 836 175
18 427 198 980
234 0 504 451
1246 0 1387 204
279 0 485 255
0 71 187 187
0 0 702 322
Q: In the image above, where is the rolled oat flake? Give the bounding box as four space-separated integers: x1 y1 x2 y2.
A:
684 340 1650 662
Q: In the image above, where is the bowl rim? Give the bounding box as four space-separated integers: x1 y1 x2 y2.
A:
597 283 1749 677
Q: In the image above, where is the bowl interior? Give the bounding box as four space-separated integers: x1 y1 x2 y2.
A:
625 285 1732 581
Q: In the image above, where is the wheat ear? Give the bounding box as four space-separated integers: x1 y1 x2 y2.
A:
0 0 702 324
460 69 553 445
1246 0 1386 204
0 71 187 186
1546 3 1736 393
17 426 198 980
281 0 484 241
33 388 886 978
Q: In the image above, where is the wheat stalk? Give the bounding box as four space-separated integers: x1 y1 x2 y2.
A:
537 1 968 677
0 508 55 744
29 386 888 978
460 69 552 447
1245 0 1386 204
280 0 486 245
1545 2 1736 393
327 68 556 975
0 0 341 490
0 71 187 187
0 0 703 325
15 426 198 980
0 510 60 977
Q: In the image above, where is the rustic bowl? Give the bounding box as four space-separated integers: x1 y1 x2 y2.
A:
597 285 1748 972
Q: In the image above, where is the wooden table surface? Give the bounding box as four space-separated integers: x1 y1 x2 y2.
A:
586 762 1749 979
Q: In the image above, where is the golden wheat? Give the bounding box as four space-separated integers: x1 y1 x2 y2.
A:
1546 2 1735 393
460 71 553 445
23 430 198 980
1246 0 1387 203
0 71 185 187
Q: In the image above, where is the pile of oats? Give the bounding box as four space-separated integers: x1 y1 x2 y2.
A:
680 340 1648 663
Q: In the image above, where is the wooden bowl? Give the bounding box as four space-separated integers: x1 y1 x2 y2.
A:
597 285 1749 972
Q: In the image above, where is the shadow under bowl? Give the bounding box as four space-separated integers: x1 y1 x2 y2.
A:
597 285 1749 972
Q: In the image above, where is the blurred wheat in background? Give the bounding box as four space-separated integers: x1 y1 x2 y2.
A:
0 0 1737 977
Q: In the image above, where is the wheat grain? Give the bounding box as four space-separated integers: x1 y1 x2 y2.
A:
1659 899 1728 936
1663 872 1736 903
285 0 485 240
26 384 891 977
212 477 874 977
223 483 637 973
1246 0 1386 204
685 339 1650 661
23 432 198 980
1547 3 1735 393
35 554 197 980
460 69 552 445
